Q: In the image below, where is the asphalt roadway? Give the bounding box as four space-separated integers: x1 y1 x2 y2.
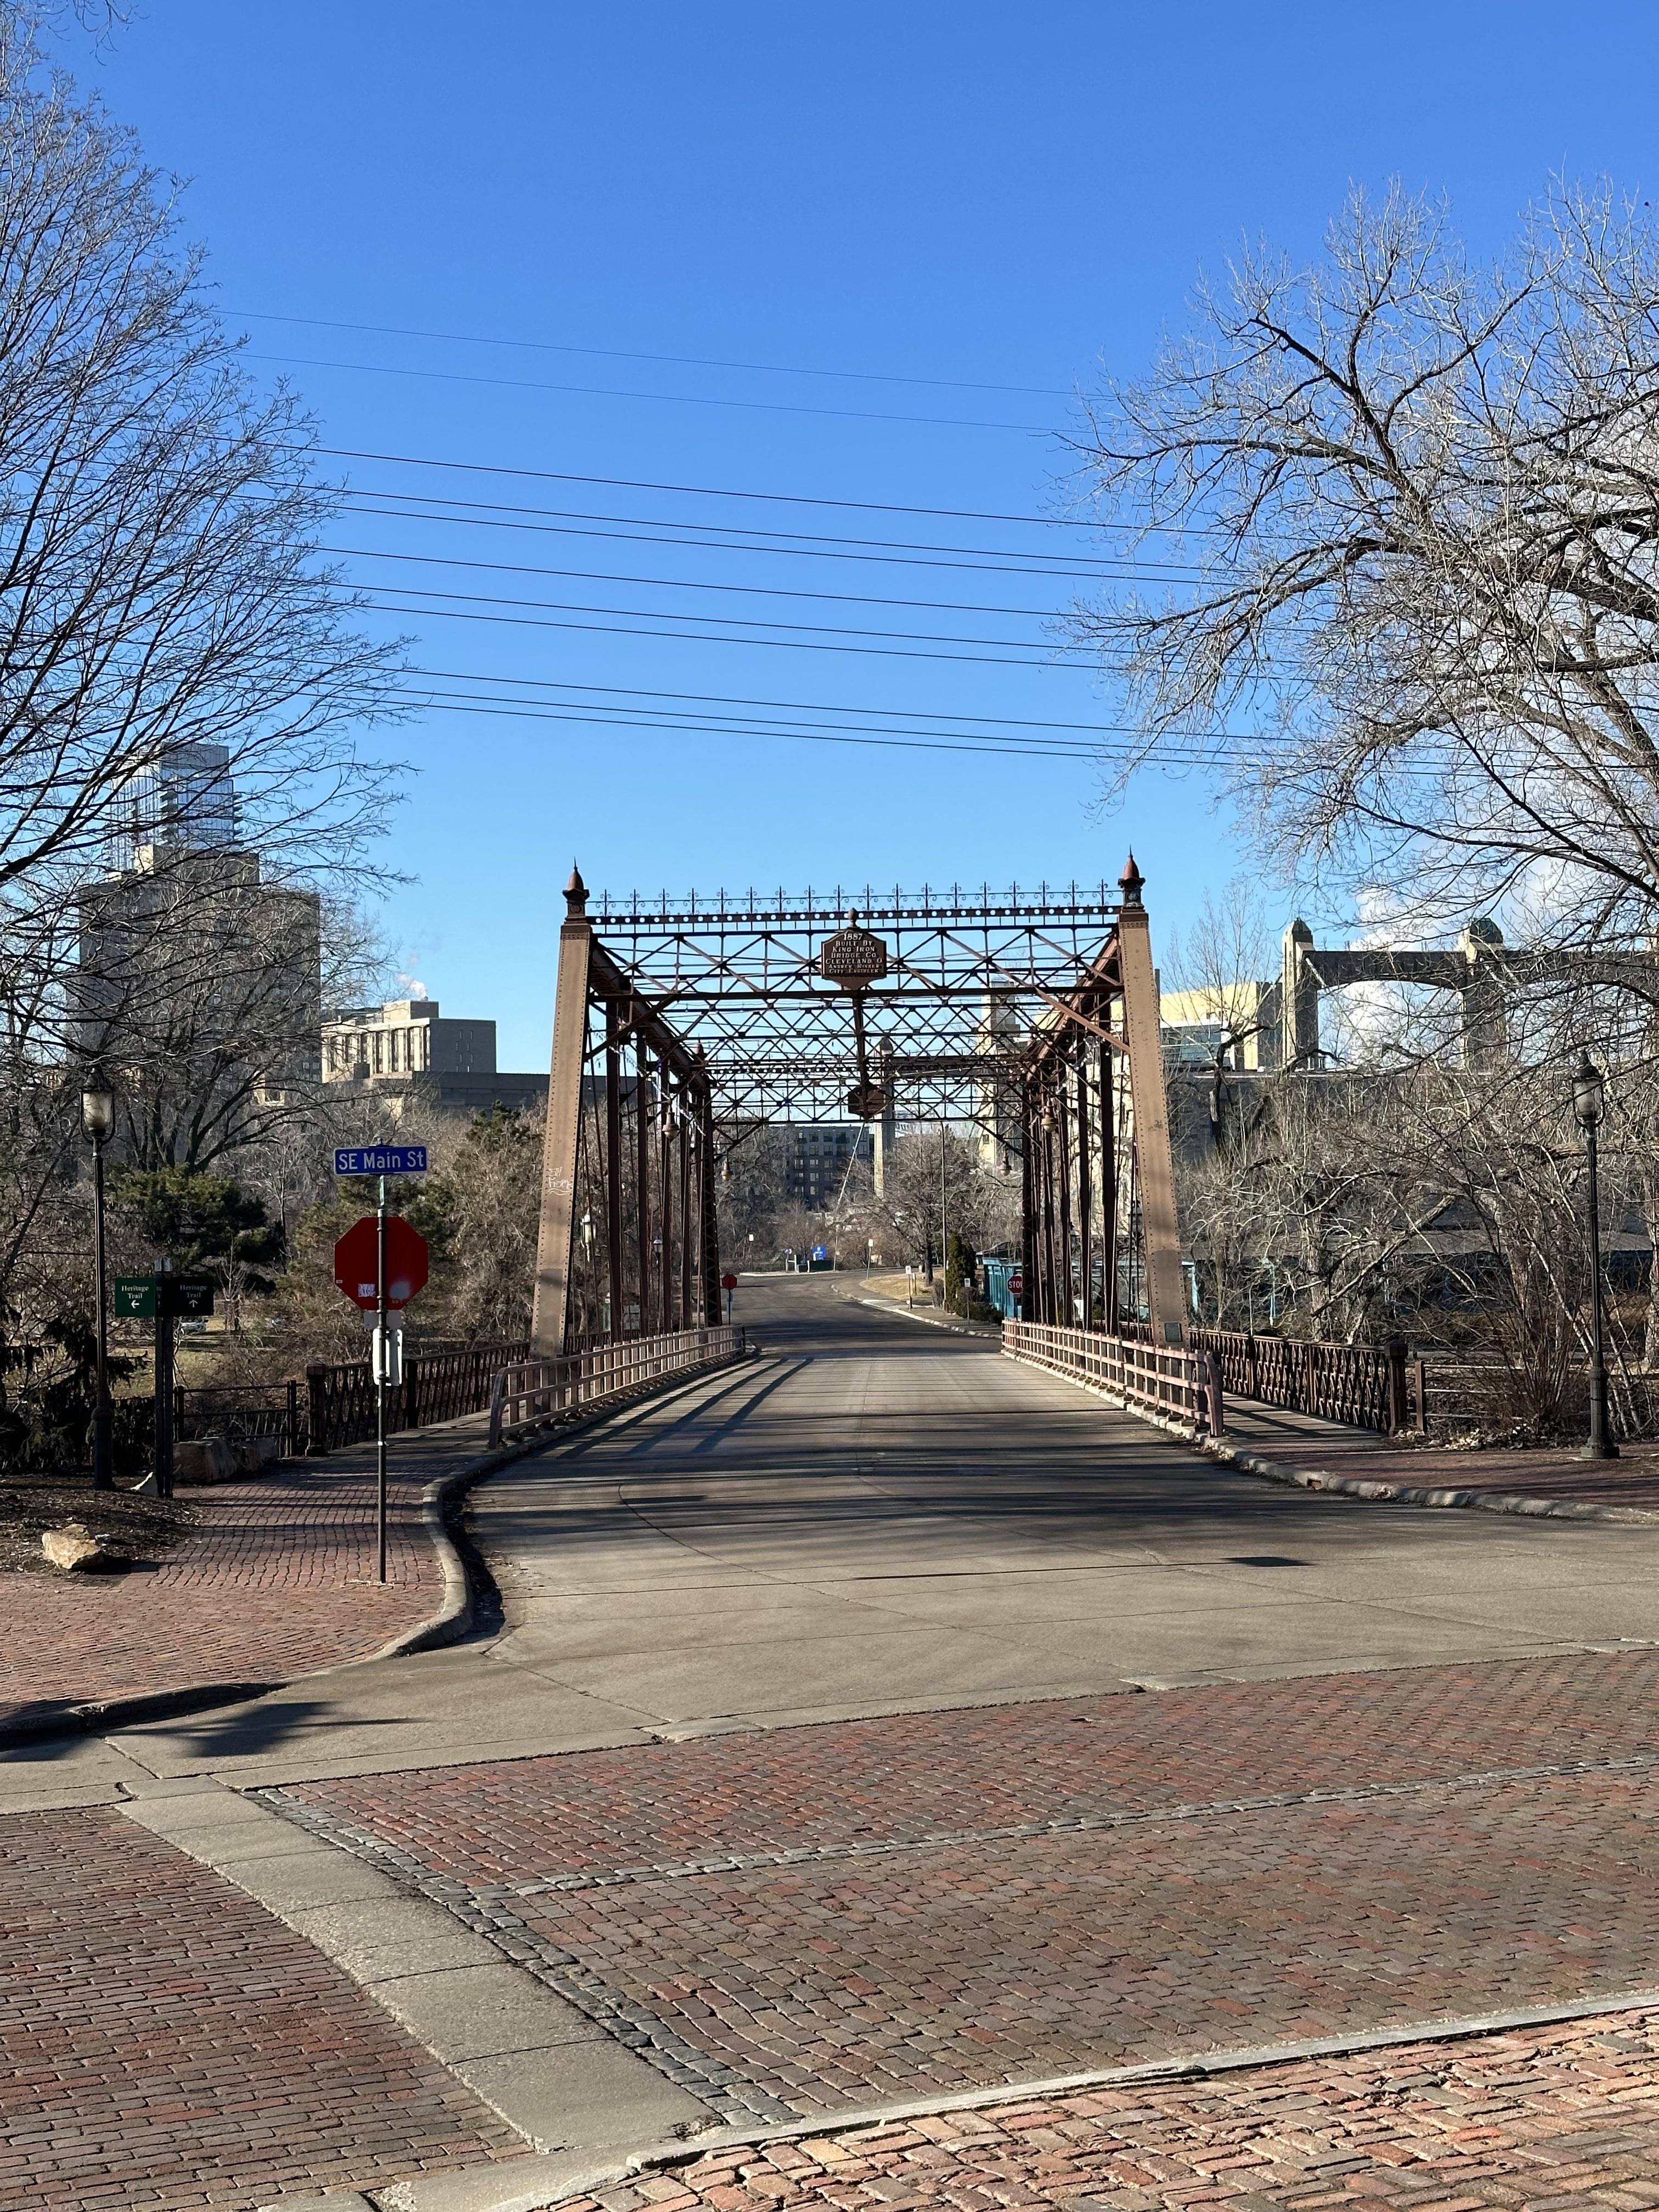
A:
14 1268 1655 1802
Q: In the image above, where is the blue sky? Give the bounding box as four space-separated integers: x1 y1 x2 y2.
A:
63 2 1659 1068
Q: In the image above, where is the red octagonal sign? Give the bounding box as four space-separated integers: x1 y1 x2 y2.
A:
334 1215 430 1311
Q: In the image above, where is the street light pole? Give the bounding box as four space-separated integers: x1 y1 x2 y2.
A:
1572 1052 1618 1460
81 1075 115 1492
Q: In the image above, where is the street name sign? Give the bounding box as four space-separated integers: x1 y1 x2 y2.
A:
333 1145 428 1177
333 1216 430 1310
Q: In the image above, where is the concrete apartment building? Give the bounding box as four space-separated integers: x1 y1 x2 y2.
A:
322 998 547 1116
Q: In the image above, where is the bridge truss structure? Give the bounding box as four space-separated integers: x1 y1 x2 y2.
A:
529 861 1184 1357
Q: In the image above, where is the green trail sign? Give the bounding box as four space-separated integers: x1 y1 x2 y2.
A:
114 1276 215 1320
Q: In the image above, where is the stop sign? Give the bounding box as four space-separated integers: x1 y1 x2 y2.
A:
720 1272 739 1292
334 1215 430 1310
1009 1270 1024 1297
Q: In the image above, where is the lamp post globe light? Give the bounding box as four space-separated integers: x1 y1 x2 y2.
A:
1571 1051 1618 1462
80 1073 115 1493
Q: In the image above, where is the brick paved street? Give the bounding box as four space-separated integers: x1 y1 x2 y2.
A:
0 1805 524 2210
0 1425 477 1740
574 2009 1659 2212
274 1647 1659 2125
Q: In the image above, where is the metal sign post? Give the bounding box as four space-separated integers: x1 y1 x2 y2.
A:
154 1257 175 1500
376 1175 387 1583
331 1144 428 1588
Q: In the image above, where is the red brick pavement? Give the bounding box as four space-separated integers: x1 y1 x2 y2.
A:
280 1650 1659 2124
290 1647 1659 1884
569 2009 1659 2212
0 1430 465 1739
0 1806 525 2211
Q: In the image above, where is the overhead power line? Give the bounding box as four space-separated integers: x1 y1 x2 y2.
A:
354 590 1085 668
313 442 1164 534
412 691 1201 768
336 490 1206 582
407 667 1255 743
323 541 1076 620
251 351 1054 435
232 307 1066 399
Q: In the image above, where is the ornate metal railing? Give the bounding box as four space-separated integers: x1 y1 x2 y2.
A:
1188 1327 1415 1434
1002 1319 1211 1431
488 1325 744 1447
304 1340 531 1456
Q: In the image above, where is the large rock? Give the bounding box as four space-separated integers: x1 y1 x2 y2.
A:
234 1435 281 1476
174 1436 238 1485
41 1522 114 1571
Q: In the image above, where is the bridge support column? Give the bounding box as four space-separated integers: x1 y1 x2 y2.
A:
1281 917 1318 1068
531 869 594 1356
1118 854 1186 1347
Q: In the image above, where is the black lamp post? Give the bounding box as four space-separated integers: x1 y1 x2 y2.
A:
80 1073 115 1491
1571 1052 1618 1461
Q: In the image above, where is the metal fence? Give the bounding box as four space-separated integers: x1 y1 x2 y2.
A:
1002 1318 1209 1430
1188 1327 1417 1434
488 1325 744 1447
303 1340 531 1457
177 1381 301 1455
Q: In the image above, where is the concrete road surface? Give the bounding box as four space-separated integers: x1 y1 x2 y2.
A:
41 1270 1659 1793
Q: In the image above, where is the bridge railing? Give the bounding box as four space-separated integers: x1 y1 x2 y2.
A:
487 1324 745 1448
1187 1327 1417 1434
1002 1318 1211 1431
304 1341 530 1457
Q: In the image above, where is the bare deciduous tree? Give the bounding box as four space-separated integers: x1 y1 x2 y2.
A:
1073 182 1659 948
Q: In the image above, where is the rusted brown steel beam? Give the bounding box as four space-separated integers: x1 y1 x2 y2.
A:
1039 1097 1059 1327
1056 1074 1075 1327
605 999 626 1342
657 1053 673 1335
1100 1036 1119 1335
634 1029 652 1340
678 1098 692 1331
696 1060 721 1324
1075 1045 1093 1330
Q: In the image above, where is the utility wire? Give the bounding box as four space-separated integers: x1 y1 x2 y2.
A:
313 442 1183 535
232 307 1066 399
353 590 1089 667
252 351 1054 434
335 491 1204 580
407 667 1263 743
413 694 1187 766
322 541 1081 620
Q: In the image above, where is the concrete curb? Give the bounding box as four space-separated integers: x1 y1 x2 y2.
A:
853 1295 998 1340
1199 1432 1659 1527
0 1350 755 1753
324 1982 1659 2211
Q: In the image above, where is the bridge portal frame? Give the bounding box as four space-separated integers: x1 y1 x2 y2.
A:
532 857 1187 1357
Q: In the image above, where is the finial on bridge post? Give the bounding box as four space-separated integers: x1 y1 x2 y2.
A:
1118 851 1144 907
565 864 588 915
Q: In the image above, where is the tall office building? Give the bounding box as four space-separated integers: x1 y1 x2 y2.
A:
75 748 321 1161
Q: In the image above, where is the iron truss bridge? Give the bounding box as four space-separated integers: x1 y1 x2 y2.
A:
579 879 1129 1125
529 861 1186 1359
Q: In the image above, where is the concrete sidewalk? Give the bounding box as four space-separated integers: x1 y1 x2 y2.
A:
1212 1393 1659 1521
